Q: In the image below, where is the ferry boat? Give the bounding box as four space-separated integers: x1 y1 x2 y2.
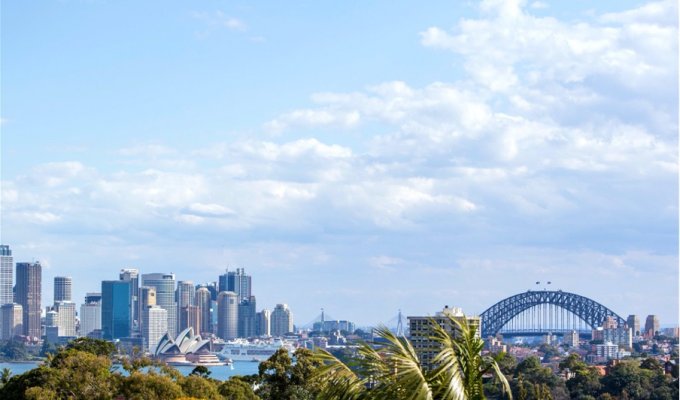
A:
217 338 295 362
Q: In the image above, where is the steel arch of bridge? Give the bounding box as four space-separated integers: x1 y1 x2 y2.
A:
480 290 625 337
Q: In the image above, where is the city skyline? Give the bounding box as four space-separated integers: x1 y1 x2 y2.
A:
1 0 678 326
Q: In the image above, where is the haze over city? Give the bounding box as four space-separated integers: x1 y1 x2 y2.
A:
1 0 678 327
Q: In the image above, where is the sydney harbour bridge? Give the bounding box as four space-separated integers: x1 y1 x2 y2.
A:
478 289 625 338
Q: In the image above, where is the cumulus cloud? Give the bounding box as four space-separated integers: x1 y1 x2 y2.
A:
2 0 676 324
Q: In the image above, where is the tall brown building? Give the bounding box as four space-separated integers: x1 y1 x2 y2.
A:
16 262 42 339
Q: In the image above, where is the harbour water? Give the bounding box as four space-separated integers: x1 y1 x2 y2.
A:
0 360 261 381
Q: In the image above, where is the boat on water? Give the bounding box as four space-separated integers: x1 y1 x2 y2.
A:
216 338 295 362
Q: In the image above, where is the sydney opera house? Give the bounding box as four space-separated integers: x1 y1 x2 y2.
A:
154 327 226 366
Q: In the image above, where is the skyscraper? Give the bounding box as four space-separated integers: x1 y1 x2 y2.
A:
54 276 72 302
142 273 177 337
119 269 140 332
0 245 13 306
16 262 41 339
256 309 271 337
180 305 200 335
238 296 257 338
627 314 640 336
218 268 251 303
101 280 131 340
195 287 212 335
270 304 293 337
176 281 195 332
80 295 101 337
144 305 167 353
54 301 77 337
217 291 238 340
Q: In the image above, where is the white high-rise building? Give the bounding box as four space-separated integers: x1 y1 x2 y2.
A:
0 245 13 307
80 302 101 337
270 304 293 337
54 301 77 337
144 305 168 353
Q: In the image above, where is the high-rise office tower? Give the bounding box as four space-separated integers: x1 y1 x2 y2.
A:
256 309 271 337
627 315 640 336
142 273 177 337
54 301 77 337
180 305 200 335
16 262 42 339
101 280 131 340
270 304 293 337
54 276 72 302
119 269 139 332
217 291 238 340
138 286 157 338
0 303 23 340
218 269 251 303
238 296 257 338
0 245 13 306
80 294 101 337
644 315 660 337
195 287 212 335
143 305 167 353
177 281 194 332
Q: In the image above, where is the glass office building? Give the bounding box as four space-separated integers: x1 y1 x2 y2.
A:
101 280 131 340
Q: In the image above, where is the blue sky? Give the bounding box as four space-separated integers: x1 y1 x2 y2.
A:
1 0 678 327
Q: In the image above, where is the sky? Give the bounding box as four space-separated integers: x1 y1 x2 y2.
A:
1 0 678 328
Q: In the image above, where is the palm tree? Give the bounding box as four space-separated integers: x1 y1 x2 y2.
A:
312 315 511 400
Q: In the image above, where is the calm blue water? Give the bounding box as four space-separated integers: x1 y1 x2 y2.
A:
0 361 260 381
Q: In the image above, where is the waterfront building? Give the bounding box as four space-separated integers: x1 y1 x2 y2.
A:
119 269 140 332
271 303 294 337
101 280 131 340
238 296 257 338
0 245 14 306
257 309 271 336
141 273 177 337
143 305 167 353
54 276 72 302
408 306 481 369
217 291 238 340
16 261 42 339
644 315 660 337
80 298 101 337
627 314 640 336
195 287 212 335
0 303 22 340
218 268 252 303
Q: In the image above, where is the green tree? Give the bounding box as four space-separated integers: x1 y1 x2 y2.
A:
180 374 221 400
190 365 212 378
64 337 116 357
257 347 322 399
1 340 28 361
118 371 184 400
218 377 260 400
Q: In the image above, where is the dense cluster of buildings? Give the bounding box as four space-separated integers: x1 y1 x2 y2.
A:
0 244 295 353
